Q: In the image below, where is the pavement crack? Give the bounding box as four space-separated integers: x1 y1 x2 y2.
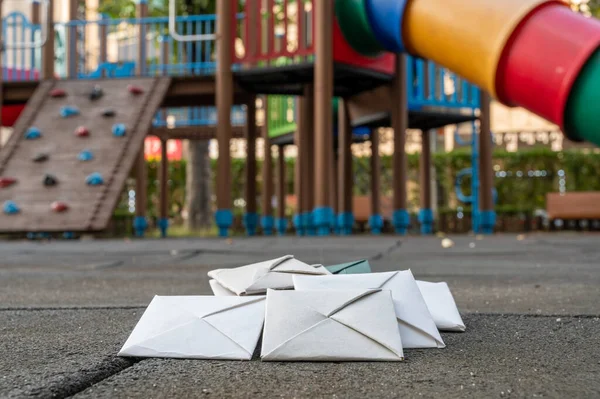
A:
369 239 403 261
6 357 141 399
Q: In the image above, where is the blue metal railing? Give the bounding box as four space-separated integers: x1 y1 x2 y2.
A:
1 11 41 81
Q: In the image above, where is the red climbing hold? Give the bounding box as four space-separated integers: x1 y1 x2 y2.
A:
51 201 69 213
0 177 17 188
49 88 67 98
75 126 90 137
127 85 144 95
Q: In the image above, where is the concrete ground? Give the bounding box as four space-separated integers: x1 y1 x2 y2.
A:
1 233 599 398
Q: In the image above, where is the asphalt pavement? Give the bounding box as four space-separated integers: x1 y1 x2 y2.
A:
1 233 599 398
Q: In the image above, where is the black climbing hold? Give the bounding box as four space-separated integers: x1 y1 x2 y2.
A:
102 108 116 118
89 85 104 101
33 153 49 163
43 174 58 187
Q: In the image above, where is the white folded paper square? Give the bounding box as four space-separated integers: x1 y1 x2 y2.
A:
118 295 265 360
261 288 404 361
293 270 445 349
208 255 330 296
417 280 466 332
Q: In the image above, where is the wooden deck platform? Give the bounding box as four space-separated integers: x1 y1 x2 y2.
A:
0 77 171 233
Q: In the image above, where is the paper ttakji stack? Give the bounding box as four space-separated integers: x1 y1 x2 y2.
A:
261 288 405 362
208 255 330 296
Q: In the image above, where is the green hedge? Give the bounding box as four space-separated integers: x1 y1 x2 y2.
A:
122 149 600 219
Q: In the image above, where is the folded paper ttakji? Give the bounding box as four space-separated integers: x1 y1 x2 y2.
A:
208 255 330 296
325 259 372 275
293 270 445 349
417 280 466 332
261 288 404 361
118 295 265 360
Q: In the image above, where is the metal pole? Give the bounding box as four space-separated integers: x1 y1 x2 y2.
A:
313 0 334 236
392 55 409 234
337 99 353 235
261 96 275 235
276 145 287 235
215 0 234 237
479 91 496 234
471 116 480 233
369 129 383 234
244 96 258 236
419 130 433 235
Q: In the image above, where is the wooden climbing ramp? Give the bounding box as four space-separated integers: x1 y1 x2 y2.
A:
0 77 171 233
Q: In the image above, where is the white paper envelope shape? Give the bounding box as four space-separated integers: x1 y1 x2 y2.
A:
209 279 236 296
293 270 445 349
207 255 331 296
417 280 466 332
119 295 265 360
261 288 404 361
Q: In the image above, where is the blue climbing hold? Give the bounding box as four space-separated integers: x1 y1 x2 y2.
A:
60 106 80 118
86 172 104 186
78 150 94 162
112 124 127 137
25 127 41 140
3 200 20 215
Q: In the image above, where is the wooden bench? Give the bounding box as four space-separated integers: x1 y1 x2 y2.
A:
546 192 600 220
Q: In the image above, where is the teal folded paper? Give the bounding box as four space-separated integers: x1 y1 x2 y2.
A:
325 259 372 275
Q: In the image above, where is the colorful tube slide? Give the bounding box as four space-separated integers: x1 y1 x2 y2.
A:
335 0 600 146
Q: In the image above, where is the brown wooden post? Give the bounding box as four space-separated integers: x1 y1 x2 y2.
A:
244 96 258 236
392 55 410 234
479 91 496 234
261 96 275 235
337 99 354 235
31 1 41 24
158 139 169 237
293 97 305 235
369 129 383 234
215 0 234 237
331 139 339 234
419 130 433 235
276 145 287 235
313 0 334 236
136 0 148 76
67 0 78 78
304 85 315 235
41 0 55 80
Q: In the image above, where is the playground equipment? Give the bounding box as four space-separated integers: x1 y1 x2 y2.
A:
1 0 598 238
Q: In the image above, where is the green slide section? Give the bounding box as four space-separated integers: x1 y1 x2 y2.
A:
564 48 600 146
334 0 384 57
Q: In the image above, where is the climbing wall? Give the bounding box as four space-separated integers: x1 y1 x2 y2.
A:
0 77 171 233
